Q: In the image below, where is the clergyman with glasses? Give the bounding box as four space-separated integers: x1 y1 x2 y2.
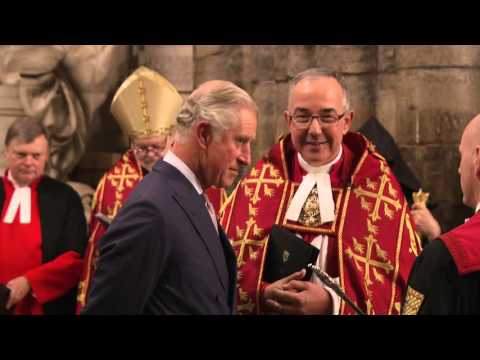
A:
220 68 420 315
76 67 183 313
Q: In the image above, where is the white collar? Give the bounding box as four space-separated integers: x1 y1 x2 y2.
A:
3 171 32 224
476 203 480 214
285 148 343 225
297 146 343 174
163 151 203 195
7 170 27 189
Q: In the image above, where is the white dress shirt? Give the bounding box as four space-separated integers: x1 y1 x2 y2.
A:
163 151 218 233
286 149 344 315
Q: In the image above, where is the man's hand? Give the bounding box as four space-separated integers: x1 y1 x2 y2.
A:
262 270 306 309
411 203 441 241
6 276 31 310
263 270 333 315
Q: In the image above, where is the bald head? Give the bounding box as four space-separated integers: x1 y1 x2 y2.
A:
458 114 480 209
463 114 480 148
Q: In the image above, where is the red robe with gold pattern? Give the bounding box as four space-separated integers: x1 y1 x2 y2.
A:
220 133 421 315
76 149 144 312
205 186 228 216
76 151 229 312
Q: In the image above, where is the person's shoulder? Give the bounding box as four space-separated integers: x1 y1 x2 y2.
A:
421 239 453 264
405 239 457 302
39 176 81 199
127 168 175 205
413 239 456 277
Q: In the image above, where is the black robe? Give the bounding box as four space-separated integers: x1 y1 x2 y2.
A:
402 213 480 315
0 176 87 314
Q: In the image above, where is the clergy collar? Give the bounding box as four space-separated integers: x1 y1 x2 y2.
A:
5 169 42 190
297 146 343 175
7 170 23 189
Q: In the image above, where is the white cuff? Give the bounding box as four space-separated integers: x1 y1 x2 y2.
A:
323 278 341 315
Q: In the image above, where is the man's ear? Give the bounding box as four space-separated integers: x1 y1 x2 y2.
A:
343 111 354 135
195 120 213 150
284 110 291 126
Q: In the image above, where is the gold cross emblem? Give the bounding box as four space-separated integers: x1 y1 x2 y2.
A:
353 173 401 222
237 287 255 313
106 190 124 219
346 234 394 288
242 164 284 205
232 218 267 267
107 163 140 193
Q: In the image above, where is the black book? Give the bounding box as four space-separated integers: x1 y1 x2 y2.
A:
263 225 319 283
0 284 11 315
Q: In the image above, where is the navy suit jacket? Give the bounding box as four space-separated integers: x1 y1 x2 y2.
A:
82 160 237 314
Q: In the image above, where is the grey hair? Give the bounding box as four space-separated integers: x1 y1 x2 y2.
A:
5 117 50 146
288 68 351 111
175 82 257 143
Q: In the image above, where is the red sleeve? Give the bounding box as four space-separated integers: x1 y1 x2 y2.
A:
24 251 83 305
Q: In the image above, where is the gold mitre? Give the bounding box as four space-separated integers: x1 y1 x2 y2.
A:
111 66 183 139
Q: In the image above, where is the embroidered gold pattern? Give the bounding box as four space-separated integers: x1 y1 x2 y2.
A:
345 160 403 314
388 202 408 314
353 172 401 222
346 234 394 287
402 286 424 315
282 185 343 235
105 157 141 219
298 186 321 227
106 162 140 193
77 281 86 305
232 218 267 267
405 213 420 256
242 163 285 205
137 78 155 136
237 287 255 313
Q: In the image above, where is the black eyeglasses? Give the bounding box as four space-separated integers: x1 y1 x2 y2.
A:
133 144 164 155
290 112 346 129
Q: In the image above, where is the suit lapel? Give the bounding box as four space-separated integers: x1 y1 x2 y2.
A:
219 226 237 311
156 162 229 291
173 191 228 291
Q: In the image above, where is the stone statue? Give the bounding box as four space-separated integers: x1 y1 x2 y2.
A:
0 45 131 180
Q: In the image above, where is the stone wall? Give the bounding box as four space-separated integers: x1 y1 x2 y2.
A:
69 45 479 230
191 45 479 230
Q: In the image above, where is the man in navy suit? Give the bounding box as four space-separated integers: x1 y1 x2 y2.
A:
82 80 258 314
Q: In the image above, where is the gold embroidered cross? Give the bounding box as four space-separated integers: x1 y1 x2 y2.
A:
346 234 394 288
232 217 267 267
237 287 255 313
106 190 125 219
353 173 401 222
242 164 284 205
107 163 140 193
